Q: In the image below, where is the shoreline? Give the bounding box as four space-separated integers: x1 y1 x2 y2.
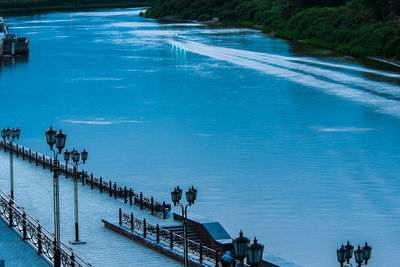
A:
0 2 151 17
154 15 400 70
368 57 400 68
2 5 399 70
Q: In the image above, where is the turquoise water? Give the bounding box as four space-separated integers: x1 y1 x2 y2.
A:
1 8 400 267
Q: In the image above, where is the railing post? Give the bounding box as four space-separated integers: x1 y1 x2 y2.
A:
90 174 94 189
170 231 173 249
215 251 219 267
113 183 117 199
163 201 166 219
156 224 160 243
143 218 146 238
37 224 42 255
70 252 75 267
151 197 154 215
109 181 112 197
35 152 38 166
22 146 25 160
200 242 203 263
22 212 27 240
42 155 45 169
124 186 127 203
130 213 134 231
8 200 13 228
119 208 122 226
54 240 60 267
140 192 143 210
29 149 31 163
100 177 103 193
129 189 133 205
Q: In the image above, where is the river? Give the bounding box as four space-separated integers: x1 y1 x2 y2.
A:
1 8 400 267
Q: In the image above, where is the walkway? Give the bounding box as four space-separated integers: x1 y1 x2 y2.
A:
0 151 181 266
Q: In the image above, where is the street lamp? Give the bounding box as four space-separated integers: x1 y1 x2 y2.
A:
2 127 20 200
171 186 197 267
337 242 372 267
233 230 250 266
63 148 88 245
45 126 66 267
247 237 264 267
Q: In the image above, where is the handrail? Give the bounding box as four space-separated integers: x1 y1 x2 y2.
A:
0 140 171 218
119 209 228 266
0 189 91 267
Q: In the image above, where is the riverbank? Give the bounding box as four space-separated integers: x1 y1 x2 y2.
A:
143 13 400 68
144 0 400 63
0 1 153 16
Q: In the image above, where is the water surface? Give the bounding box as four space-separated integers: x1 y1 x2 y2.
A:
1 8 400 267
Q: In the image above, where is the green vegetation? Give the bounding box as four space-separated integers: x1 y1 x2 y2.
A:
145 0 400 59
0 0 153 16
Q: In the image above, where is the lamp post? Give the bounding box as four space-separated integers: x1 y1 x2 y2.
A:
45 126 66 267
1 127 20 200
337 242 372 267
171 186 197 267
63 148 88 245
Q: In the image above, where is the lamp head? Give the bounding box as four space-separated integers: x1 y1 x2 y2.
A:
81 149 88 163
362 242 372 264
71 149 80 163
45 126 57 150
54 129 66 153
354 245 364 264
1 128 6 140
171 186 182 206
15 128 20 140
185 186 197 206
247 237 264 266
337 244 347 264
344 241 354 263
63 150 70 162
233 230 250 262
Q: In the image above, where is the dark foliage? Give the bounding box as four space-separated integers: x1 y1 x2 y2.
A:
0 0 153 14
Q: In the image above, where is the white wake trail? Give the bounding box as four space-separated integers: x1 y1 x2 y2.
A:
168 40 400 118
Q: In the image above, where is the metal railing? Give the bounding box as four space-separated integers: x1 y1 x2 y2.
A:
0 189 91 267
0 140 170 218
119 209 222 266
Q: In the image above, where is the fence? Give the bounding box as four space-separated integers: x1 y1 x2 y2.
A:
0 140 171 218
118 208 227 266
0 189 91 267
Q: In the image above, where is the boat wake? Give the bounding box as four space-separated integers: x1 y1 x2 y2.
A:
168 39 400 118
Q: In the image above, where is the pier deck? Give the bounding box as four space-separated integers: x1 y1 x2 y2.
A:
0 150 180 266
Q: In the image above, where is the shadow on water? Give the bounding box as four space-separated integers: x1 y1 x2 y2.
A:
285 38 400 71
0 54 29 68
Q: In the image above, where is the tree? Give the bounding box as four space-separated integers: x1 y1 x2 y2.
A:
361 0 390 18
389 0 400 15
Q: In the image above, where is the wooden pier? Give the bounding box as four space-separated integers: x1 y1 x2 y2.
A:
0 140 280 267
